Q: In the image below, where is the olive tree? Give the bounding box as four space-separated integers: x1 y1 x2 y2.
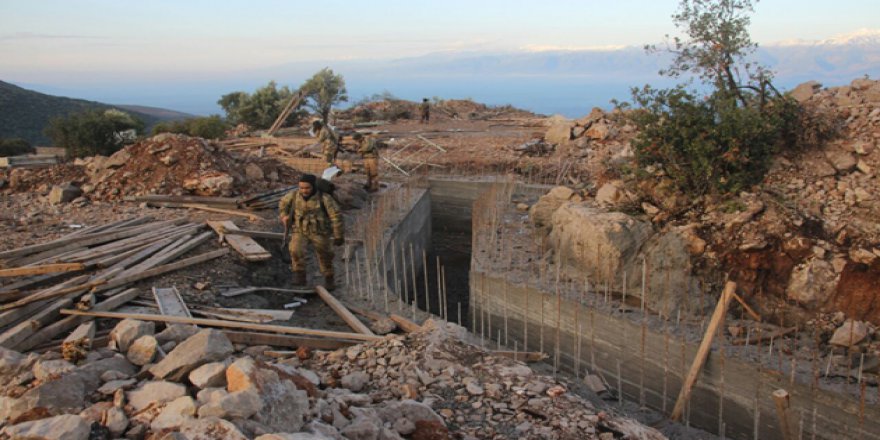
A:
300 68 348 123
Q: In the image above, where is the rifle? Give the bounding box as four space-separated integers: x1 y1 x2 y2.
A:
280 194 296 263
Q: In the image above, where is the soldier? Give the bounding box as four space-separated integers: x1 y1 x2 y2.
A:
312 119 339 167
419 98 430 124
279 174 344 290
352 132 380 192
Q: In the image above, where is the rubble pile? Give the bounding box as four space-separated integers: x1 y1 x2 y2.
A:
0 320 663 440
5 134 301 201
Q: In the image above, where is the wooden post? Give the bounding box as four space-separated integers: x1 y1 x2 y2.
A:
772 389 795 440
315 286 375 336
670 281 736 421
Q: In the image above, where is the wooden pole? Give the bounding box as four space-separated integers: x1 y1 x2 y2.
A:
670 281 737 421
314 286 375 336
60 309 380 342
772 389 795 440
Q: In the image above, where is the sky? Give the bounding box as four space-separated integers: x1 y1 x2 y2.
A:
1 0 879 115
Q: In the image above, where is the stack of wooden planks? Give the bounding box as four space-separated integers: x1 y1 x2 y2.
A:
0 216 228 352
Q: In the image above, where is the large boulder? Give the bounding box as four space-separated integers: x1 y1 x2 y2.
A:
789 81 822 103
126 381 187 412
48 184 82 205
545 121 574 145
529 186 580 231
225 358 310 431
786 258 839 309
149 329 233 381
629 229 702 316
548 204 653 285
109 319 155 352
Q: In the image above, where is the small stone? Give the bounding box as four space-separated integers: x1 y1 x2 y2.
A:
465 381 484 395
341 371 370 392
830 320 869 347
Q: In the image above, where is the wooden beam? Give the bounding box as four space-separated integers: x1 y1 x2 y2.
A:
18 288 140 352
0 279 104 312
222 330 356 350
221 286 314 297
0 297 73 349
223 229 284 241
95 248 229 293
731 291 761 322
178 204 261 222
389 314 422 333
207 221 271 261
315 286 375 336
670 281 736 421
0 263 86 278
60 309 381 342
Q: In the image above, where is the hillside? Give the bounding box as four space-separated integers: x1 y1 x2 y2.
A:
0 80 192 146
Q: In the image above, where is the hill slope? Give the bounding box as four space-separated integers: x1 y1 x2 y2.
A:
0 80 192 145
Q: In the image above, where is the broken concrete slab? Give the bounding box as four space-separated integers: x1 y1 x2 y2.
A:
149 329 233 382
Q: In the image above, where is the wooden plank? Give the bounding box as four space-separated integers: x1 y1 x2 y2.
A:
179 205 261 221
152 287 191 317
17 288 140 352
732 291 762 322
0 219 184 260
389 314 422 333
116 230 212 279
191 308 290 324
62 321 97 361
95 248 229 293
221 286 315 297
60 309 380 342
207 221 271 261
0 297 73 349
222 330 356 350
315 286 375 336
223 229 284 241
670 281 736 421
0 275 100 312
0 263 86 278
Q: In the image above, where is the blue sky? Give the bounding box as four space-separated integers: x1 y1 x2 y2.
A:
1 1 878 115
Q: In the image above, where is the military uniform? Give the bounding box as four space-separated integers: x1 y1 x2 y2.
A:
317 125 339 166
279 189 344 288
357 136 381 192
419 100 430 124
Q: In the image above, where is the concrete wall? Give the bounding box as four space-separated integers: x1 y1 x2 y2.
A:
380 188 432 296
470 271 880 440
428 177 550 233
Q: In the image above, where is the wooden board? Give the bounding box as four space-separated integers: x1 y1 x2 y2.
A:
152 287 191 317
315 286 375 336
222 330 356 350
0 263 86 278
207 221 272 262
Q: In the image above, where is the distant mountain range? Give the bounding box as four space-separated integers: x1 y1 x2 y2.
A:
0 80 193 146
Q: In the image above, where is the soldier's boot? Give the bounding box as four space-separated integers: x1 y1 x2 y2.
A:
323 274 336 291
292 271 307 286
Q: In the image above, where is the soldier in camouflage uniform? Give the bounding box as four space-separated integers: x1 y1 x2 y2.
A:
312 120 339 167
352 132 380 192
279 174 344 290
419 98 430 124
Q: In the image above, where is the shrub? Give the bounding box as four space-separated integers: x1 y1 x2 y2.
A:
152 115 228 139
44 109 144 158
0 138 35 157
218 81 296 129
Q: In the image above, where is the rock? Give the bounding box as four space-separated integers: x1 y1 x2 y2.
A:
151 396 196 431
340 371 370 392
126 381 187 412
105 406 128 437
2 414 90 440
465 381 484 395
97 379 136 395
104 150 132 168
110 319 155 353
341 416 381 440
378 400 444 427
790 81 822 103
6 371 87 421
226 357 259 392
529 186 578 230
516 203 530 212
545 121 573 145
180 417 249 440
48 184 82 205
189 361 228 389
549 204 653 285
246 163 265 181
149 329 233 381
33 359 75 381
369 318 397 335
829 320 869 347
786 258 839 309
0 347 26 376
126 335 158 366
856 159 873 175
201 389 264 419
825 149 857 173
154 324 199 344
585 121 615 140
849 247 878 265
184 173 235 195
594 182 623 207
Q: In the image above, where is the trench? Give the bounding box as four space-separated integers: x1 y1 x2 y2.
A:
352 177 880 440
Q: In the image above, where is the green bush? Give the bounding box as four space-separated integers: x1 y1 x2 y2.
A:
628 86 792 195
0 138 35 157
152 115 228 139
44 109 144 158
218 81 296 129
